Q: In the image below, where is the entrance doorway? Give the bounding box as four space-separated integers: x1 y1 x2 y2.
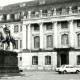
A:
57 50 69 67
61 54 67 65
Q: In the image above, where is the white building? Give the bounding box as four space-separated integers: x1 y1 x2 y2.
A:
0 0 80 70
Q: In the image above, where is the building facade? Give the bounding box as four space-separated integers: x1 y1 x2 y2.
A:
0 0 80 70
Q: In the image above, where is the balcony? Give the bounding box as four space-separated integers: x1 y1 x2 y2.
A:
23 9 80 19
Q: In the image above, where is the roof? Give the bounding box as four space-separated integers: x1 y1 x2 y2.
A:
0 0 80 15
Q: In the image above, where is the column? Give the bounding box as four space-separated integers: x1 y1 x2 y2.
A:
53 22 58 48
27 24 31 50
39 10 42 17
69 20 74 47
39 22 43 49
22 24 27 49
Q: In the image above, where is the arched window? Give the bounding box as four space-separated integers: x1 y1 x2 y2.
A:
32 56 38 65
78 34 80 47
61 34 68 45
47 35 53 48
45 56 51 65
34 36 40 48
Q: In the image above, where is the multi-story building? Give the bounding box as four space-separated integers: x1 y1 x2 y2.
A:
0 0 80 70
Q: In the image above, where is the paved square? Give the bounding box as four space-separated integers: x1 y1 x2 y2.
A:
0 71 80 80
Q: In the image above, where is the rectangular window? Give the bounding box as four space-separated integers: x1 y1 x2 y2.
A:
15 40 18 49
32 56 38 65
11 14 14 20
61 22 68 28
20 25 22 31
20 57 22 61
14 25 19 33
46 23 52 30
45 56 51 65
34 24 39 31
77 55 80 65
3 14 7 20
20 40 22 48
78 34 80 47
77 21 80 27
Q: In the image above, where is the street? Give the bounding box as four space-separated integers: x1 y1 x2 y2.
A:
0 71 80 80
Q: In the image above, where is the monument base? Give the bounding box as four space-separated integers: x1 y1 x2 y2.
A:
0 50 19 73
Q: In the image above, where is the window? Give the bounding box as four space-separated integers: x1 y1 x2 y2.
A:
11 14 14 20
14 25 19 33
32 56 38 65
3 14 7 20
77 21 80 27
61 34 69 45
15 40 18 49
61 22 68 28
77 55 80 65
20 40 22 48
34 36 40 48
20 57 22 61
46 23 52 30
78 34 80 47
47 35 53 48
20 25 22 31
34 24 39 31
45 56 51 65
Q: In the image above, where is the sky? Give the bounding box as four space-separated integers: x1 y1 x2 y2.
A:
0 0 34 6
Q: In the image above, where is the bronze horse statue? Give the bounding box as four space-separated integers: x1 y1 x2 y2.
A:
0 26 16 50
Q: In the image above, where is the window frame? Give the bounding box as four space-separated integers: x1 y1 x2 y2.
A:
61 21 68 29
34 36 40 48
34 24 39 31
61 34 69 46
77 55 80 65
46 23 53 30
32 56 38 65
15 40 18 49
77 21 80 27
78 34 80 47
47 35 53 48
14 25 19 33
45 56 51 65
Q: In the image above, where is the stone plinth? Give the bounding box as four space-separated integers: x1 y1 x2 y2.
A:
0 50 19 73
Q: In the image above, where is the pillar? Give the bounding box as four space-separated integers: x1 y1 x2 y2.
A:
53 22 58 48
27 24 31 50
22 24 27 49
39 22 43 49
69 20 74 47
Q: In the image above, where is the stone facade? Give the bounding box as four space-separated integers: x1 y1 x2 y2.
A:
0 0 80 70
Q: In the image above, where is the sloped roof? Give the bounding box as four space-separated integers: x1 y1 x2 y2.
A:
0 0 80 15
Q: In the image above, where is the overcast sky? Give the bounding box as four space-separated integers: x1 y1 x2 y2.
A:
0 0 34 6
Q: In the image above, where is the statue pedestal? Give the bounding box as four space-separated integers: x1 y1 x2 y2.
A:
0 50 19 73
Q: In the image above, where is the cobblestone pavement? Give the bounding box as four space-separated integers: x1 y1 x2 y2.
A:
0 71 80 80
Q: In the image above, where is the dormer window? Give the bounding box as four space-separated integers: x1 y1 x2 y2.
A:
7 14 10 20
3 14 7 20
39 0 45 5
20 3 26 7
0 15 3 21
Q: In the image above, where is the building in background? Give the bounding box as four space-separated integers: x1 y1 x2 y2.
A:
0 0 80 70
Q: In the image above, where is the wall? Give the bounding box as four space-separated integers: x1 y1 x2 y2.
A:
21 52 57 70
